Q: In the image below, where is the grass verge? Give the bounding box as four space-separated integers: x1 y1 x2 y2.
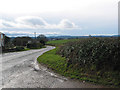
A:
37 47 67 74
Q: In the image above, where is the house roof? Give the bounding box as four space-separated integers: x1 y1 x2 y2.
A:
0 32 5 35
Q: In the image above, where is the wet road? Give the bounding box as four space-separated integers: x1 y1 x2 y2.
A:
0 46 107 88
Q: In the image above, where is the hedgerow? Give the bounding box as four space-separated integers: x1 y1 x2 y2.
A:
58 37 120 71
57 37 120 86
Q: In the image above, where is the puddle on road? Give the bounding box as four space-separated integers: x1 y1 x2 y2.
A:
57 78 64 82
45 71 57 77
31 60 68 83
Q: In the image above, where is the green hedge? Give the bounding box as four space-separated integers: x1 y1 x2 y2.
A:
57 37 120 72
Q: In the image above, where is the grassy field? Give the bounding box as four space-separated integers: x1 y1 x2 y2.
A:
38 38 120 87
46 39 79 46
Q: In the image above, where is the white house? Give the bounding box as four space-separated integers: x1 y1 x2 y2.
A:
0 32 5 47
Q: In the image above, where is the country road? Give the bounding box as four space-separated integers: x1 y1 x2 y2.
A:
0 46 107 88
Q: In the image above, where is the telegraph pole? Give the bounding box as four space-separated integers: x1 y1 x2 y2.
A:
34 32 37 43
34 32 36 39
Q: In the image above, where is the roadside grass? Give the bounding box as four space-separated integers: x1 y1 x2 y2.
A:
37 47 119 88
24 47 30 50
22 47 30 51
37 47 67 74
28 46 46 49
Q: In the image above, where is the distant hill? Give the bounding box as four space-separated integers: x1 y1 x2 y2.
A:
46 35 119 40
10 35 119 40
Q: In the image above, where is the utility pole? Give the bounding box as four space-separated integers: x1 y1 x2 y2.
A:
34 32 36 39
34 32 37 43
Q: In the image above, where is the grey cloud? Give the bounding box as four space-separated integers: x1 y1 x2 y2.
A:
59 19 77 29
26 19 45 25
62 21 74 28
1 16 79 29
2 22 13 27
16 16 47 26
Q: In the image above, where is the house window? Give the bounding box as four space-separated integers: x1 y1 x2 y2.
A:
1 34 3 39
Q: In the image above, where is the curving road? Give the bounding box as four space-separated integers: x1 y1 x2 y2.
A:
0 46 107 88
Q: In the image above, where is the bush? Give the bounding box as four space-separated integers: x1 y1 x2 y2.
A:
2 46 25 52
37 34 48 45
27 43 43 49
57 37 120 72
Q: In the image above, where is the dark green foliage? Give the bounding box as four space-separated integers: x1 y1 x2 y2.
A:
57 37 120 86
37 34 48 45
2 35 47 53
2 35 11 50
27 42 43 49
4 35 11 45
12 36 32 46
58 37 120 72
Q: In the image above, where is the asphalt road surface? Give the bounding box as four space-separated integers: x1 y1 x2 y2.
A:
0 46 107 88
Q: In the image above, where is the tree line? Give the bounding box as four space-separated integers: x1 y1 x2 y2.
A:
3 34 48 52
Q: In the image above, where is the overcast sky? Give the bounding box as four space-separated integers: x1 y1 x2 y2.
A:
0 0 119 37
